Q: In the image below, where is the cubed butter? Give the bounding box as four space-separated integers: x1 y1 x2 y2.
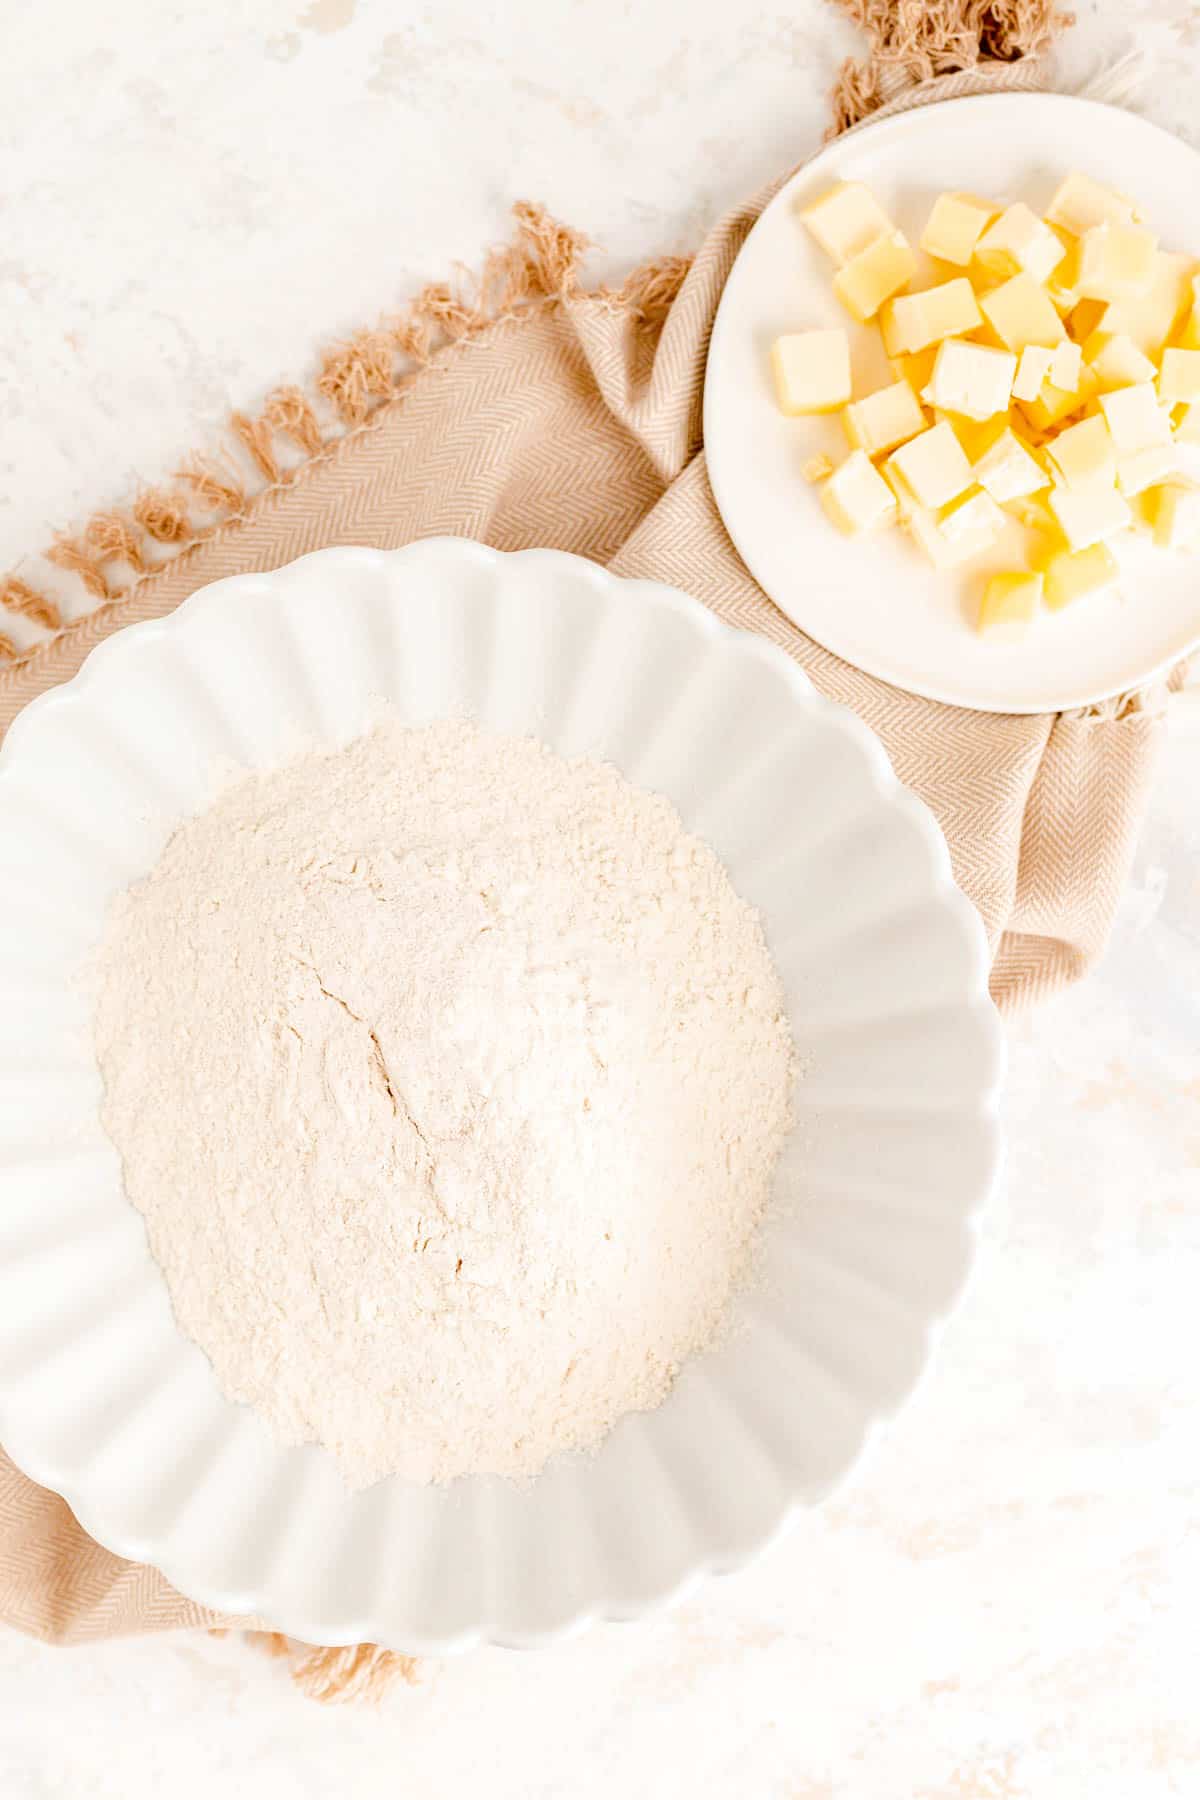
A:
879 277 982 354
1049 340 1083 391
1008 492 1060 536
1100 251 1195 355
1048 482 1132 549
833 231 917 323
923 339 1016 421
800 182 894 265
938 487 1006 552
919 192 997 266
1170 440 1200 485
1046 233 1082 312
887 420 973 509
889 347 939 392
978 570 1043 631
801 454 835 484
842 379 926 457
1015 381 1084 434
819 450 898 535
1117 446 1179 497
1126 491 1157 532
1179 283 1200 350
771 330 852 415
1146 481 1200 550
980 272 1066 353
1045 172 1137 237
1175 401 1200 445
1179 311 1200 351
1045 415 1116 490
1013 346 1054 402
1067 297 1108 344
1076 222 1158 302
907 490 1005 569
880 457 918 520
1083 330 1158 391
975 203 1065 284
944 414 1007 464
973 427 1049 502
1041 541 1120 610
1099 382 1172 451
1159 348 1200 406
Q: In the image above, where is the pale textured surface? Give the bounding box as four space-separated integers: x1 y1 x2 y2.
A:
1 0 1198 1793
94 719 792 1486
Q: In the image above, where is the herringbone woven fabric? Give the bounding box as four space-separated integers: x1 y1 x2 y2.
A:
0 63 1173 1651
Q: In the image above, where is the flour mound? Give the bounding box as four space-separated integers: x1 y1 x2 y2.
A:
94 720 794 1486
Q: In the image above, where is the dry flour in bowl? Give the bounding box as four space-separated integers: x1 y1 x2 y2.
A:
93 719 795 1487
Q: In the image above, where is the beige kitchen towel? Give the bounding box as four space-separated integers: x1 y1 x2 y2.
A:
0 35 1176 1679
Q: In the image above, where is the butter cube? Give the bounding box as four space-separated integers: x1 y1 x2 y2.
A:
1048 483 1132 549
973 427 1048 502
1159 348 1200 406
975 203 1065 284
1101 251 1195 355
1046 233 1082 311
938 487 1006 553
1178 283 1200 349
833 231 917 323
1175 402 1200 445
1049 340 1083 392
887 420 973 509
1012 346 1054 402
1077 223 1158 302
923 339 1016 420
771 330 852 415
1171 440 1200 486
978 570 1043 631
944 414 1007 464
880 278 982 354
1099 382 1172 451
1067 297 1108 344
1016 381 1084 434
801 453 835 484
880 458 918 521
980 273 1066 352
820 450 898 535
1041 541 1120 610
842 379 926 457
1008 492 1060 537
920 192 997 266
1045 172 1137 238
1126 492 1156 532
1046 415 1116 490
889 347 939 392
879 304 910 359
1146 482 1200 550
907 490 1005 569
1083 330 1158 391
1117 446 1179 497
800 182 894 265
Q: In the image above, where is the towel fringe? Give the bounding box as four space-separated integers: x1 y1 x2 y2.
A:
829 0 1073 130
0 203 690 663
209 1629 420 1704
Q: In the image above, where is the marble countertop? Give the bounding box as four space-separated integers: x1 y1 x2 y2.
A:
2 3 1199 1795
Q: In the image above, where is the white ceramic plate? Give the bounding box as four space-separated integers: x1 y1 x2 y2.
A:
0 541 1001 1652
704 94 1200 714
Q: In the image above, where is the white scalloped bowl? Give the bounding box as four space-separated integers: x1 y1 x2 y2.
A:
0 540 1001 1652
